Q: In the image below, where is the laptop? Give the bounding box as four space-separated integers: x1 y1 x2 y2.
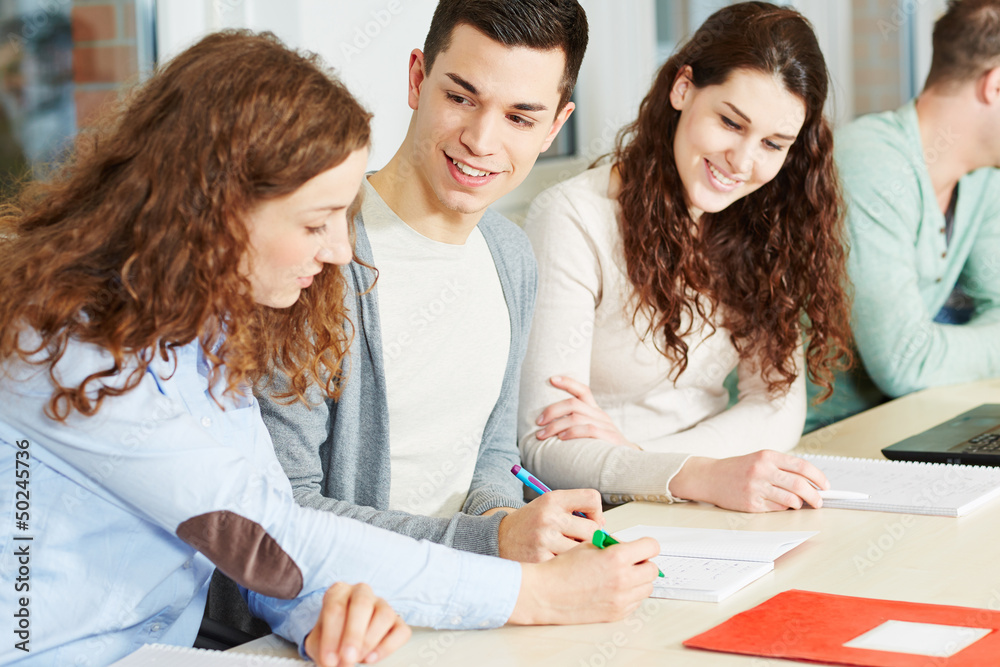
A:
882 404 1000 466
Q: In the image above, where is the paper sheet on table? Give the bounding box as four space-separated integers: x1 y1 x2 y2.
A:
843 621 991 658
613 525 817 562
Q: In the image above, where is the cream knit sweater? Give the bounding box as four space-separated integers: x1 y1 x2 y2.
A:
517 164 806 504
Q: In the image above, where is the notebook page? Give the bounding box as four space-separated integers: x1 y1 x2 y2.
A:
801 454 1000 517
109 643 307 666
650 556 774 603
613 525 817 562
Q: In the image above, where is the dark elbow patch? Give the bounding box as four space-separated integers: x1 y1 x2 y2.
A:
177 511 303 599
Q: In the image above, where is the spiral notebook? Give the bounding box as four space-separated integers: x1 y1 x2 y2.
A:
801 454 1000 517
109 644 307 665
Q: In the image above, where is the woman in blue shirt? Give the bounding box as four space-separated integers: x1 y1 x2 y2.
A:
0 30 658 667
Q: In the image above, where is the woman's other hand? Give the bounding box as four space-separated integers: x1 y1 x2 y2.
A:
669 450 829 512
534 376 638 449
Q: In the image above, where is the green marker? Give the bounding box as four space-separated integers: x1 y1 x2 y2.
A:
592 530 665 577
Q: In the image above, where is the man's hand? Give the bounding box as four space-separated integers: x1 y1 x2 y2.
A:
669 451 830 512
494 489 604 562
509 537 661 625
304 582 411 667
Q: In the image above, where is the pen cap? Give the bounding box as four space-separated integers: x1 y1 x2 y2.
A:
592 530 618 548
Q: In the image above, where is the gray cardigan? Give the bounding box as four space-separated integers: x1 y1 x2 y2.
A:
263 205 537 554
207 205 537 636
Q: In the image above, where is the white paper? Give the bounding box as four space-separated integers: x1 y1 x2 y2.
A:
800 454 1000 517
650 556 773 602
843 620 992 658
613 525 817 562
109 643 306 665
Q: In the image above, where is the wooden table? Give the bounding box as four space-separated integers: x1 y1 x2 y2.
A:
232 378 1000 665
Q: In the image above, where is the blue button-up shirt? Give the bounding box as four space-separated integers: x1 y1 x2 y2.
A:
0 336 520 666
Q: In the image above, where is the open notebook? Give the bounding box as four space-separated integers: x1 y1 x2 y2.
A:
613 526 816 603
109 644 306 666
801 454 1000 517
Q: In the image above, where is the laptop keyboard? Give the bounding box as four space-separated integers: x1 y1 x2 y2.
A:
961 432 1000 453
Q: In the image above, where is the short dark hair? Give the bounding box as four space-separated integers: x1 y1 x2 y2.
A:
925 0 1000 89
422 0 588 113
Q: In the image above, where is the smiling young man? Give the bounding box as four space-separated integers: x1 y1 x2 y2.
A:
208 0 599 636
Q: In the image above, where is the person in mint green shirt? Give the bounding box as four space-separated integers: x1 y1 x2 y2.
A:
806 0 1000 432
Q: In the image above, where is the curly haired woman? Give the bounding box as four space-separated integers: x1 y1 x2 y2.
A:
518 2 853 513
0 30 658 667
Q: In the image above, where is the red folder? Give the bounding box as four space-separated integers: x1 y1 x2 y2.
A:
684 590 1000 666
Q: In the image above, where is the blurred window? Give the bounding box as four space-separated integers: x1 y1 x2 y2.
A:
0 0 153 188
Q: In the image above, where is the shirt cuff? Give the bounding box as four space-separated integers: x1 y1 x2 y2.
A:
245 587 325 658
662 454 693 503
391 550 522 630
598 451 692 505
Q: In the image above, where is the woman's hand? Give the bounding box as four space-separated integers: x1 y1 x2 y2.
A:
534 376 637 449
669 451 829 512
305 582 411 667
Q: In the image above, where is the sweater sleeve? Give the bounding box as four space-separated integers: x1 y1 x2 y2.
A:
843 140 1000 397
959 197 1000 327
517 181 689 504
259 373 508 557
637 344 806 457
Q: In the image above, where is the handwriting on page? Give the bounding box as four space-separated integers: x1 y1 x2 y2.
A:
800 455 1000 516
650 556 773 602
653 557 763 588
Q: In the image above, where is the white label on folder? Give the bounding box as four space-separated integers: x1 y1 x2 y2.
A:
843 620 991 657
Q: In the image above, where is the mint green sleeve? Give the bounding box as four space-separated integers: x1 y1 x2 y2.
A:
959 198 1000 326
844 150 1000 397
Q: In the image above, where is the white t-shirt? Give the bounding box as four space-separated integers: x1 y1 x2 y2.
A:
361 179 510 518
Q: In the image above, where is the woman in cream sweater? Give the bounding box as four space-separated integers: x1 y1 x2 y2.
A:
519 2 852 513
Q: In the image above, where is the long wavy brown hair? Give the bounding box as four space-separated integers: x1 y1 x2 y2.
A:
612 2 851 400
0 30 371 421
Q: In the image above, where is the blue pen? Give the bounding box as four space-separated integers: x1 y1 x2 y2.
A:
511 464 553 495
510 464 592 520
